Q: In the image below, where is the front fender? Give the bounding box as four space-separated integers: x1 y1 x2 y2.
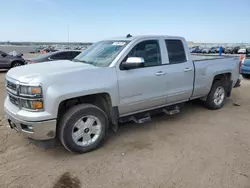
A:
43 82 118 118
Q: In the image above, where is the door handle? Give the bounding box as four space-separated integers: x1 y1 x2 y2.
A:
156 71 166 76
184 68 192 72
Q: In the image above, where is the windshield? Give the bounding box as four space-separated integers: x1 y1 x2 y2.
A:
73 40 129 67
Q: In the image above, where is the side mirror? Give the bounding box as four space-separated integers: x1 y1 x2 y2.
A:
1 54 7 58
121 57 145 70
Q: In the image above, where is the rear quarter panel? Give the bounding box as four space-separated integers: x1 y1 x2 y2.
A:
192 57 240 98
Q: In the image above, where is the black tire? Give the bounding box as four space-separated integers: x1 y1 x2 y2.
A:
242 74 250 79
205 81 227 110
11 61 23 68
58 103 109 154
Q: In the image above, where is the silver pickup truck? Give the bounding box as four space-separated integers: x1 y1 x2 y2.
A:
4 35 241 153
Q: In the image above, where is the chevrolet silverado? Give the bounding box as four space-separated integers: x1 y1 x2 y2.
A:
4 35 241 153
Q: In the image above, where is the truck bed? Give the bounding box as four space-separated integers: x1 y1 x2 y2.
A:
192 54 239 61
191 54 240 99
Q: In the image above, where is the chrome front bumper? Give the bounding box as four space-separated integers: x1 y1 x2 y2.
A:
4 109 57 140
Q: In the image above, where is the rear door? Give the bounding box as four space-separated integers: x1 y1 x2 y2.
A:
164 39 194 103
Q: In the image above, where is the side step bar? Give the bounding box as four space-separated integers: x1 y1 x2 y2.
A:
119 105 181 124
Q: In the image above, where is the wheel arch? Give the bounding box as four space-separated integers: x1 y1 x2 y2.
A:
57 92 118 130
11 60 25 67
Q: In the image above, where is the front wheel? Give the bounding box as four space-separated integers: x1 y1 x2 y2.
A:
11 61 23 68
58 104 109 153
205 81 227 110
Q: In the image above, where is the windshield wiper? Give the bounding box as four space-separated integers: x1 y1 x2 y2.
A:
72 59 86 63
72 59 96 66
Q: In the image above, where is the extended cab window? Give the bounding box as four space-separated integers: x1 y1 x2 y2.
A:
124 40 161 67
165 39 187 64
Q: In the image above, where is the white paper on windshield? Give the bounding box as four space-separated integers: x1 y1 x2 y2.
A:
112 42 126 46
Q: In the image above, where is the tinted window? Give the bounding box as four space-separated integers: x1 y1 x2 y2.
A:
50 52 71 60
125 40 161 67
165 40 187 64
70 51 81 59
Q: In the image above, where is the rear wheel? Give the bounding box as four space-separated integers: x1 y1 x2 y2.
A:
205 81 227 110
11 61 23 68
242 74 250 79
58 104 109 154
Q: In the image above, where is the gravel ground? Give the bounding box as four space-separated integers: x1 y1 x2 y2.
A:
0 71 250 188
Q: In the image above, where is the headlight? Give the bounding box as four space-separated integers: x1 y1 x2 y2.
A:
20 99 43 111
19 85 42 96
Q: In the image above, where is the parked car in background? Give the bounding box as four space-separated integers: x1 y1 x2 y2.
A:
224 47 233 54
238 48 246 54
30 46 44 53
241 50 250 79
0 51 26 69
210 47 218 53
190 47 202 53
4 35 241 153
202 48 210 53
26 50 82 64
40 48 58 54
232 46 241 54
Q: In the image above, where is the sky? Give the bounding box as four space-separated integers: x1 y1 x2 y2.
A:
1 0 250 43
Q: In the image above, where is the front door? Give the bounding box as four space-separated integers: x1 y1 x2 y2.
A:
117 40 167 116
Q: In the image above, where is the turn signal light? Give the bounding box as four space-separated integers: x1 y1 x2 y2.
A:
31 101 43 109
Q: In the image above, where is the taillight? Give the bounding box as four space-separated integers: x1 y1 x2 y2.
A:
239 60 244 73
239 54 245 73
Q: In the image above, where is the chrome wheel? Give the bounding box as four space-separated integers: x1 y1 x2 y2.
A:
72 115 102 147
213 86 225 106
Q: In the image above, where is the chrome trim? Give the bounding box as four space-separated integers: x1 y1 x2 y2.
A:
19 85 43 98
7 92 44 112
7 92 43 101
19 93 42 98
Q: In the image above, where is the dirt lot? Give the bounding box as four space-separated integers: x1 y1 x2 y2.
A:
0 69 250 188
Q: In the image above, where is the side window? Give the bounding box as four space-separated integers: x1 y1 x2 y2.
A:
165 39 187 64
50 52 70 60
70 51 81 59
125 40 161 67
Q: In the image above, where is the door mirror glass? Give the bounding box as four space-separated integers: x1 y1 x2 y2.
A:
122 57 145 70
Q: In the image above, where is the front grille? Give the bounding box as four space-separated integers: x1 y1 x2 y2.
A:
6 80 17 93
9 94 19 106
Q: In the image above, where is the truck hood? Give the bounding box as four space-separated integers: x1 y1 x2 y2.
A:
6 60 95 83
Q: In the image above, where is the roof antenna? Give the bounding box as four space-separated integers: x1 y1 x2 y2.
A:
126 34 132 38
